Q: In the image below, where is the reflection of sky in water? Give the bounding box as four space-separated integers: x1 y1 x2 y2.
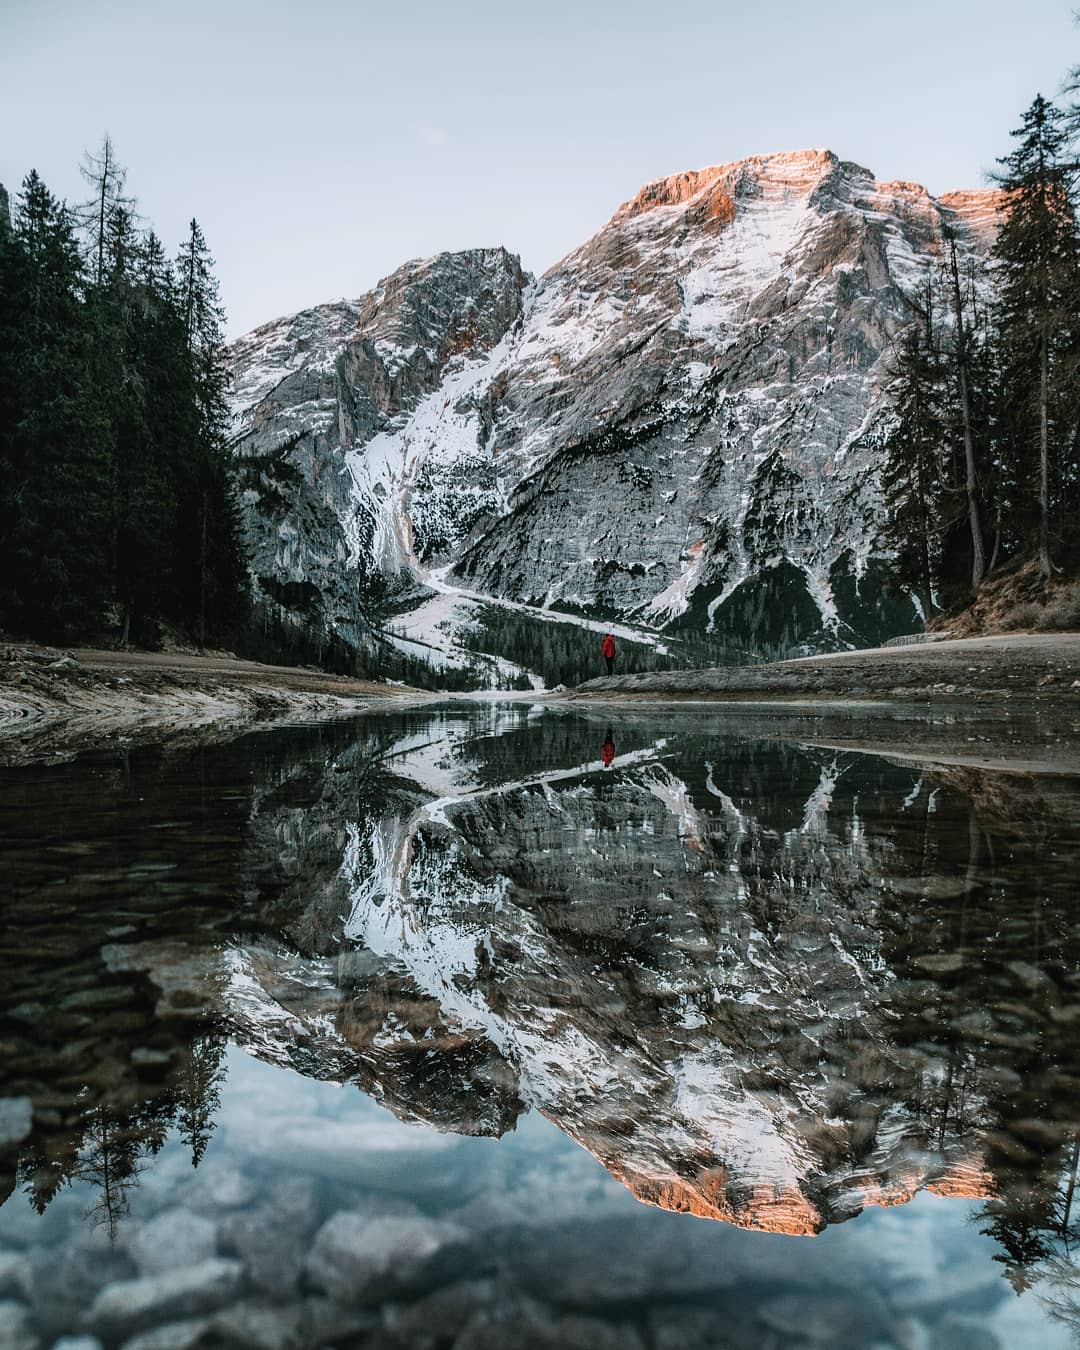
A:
2 705 1080 1347
1 1046 1070 1348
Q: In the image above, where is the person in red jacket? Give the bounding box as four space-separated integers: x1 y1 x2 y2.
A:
601 727 616 768
601 633 616 675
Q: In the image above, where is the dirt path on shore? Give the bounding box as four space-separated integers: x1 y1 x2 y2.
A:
576 632 1080 704
0 643 428 764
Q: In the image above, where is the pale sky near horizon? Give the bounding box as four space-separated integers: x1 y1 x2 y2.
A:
2 0 1076 337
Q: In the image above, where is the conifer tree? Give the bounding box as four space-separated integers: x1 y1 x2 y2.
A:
78 134 135 288
175 218 249 646
992 95 1080 577
0 171 110 637
104 205 174 643
880 321 948 619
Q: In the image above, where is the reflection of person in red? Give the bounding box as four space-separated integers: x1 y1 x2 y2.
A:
601 633 616 675
601 727 616 768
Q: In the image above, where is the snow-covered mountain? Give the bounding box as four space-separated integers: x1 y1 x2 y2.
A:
224 715 1028 1236
227 150 1000 657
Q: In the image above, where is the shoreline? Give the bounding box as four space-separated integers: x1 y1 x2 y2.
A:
573 632 1080 704
4 632 1080 768
0 644 430 765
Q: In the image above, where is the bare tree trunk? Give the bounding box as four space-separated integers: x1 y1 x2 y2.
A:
96 137 110 287
948 237 985 589
185 221 197 348
1038 332 1053 577
914 384 934 619
199 490 207 650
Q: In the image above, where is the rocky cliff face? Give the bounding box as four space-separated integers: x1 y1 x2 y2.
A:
228 248 529 647
227 150 1000 656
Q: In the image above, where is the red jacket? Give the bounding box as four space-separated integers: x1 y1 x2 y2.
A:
602 635 616 659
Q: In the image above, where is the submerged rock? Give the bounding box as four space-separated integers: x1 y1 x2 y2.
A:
0 1098 32 1152
86 1259 244 1341
453 1296 646 1350
298 1296 380 1345
219 1180 318 1298
304 1207 467 1304
383 1278 500 1345
0 1300 38 1350
127 1208 217 1276
0 1251 31 1302
116 1319 211 1350
207 1299 304 1350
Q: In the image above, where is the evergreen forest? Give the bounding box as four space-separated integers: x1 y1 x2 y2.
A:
0 138 248 648
879 89 1080 619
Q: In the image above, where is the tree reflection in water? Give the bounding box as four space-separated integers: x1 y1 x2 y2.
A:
1 704 1078 1324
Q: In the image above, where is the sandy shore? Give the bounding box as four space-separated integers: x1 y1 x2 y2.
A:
0 644 427 764
576 633 1080 704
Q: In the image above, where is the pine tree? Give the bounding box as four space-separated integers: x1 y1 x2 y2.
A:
992 95 1080 577
176 1036 226 1168
880 319 949 619
175 219 249 646
0 171 111 637
103 207 176 644
78 134 135 288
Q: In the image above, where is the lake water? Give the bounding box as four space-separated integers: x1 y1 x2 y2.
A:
2 701 1080 1349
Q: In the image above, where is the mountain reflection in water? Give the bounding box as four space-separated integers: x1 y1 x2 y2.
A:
2 702 1080 1348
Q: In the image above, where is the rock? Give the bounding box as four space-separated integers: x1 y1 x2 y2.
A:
512 1217 737 1306
208 1299 303 1350
0 1300 38 1350
116 1319 212 1350
180 1162 256 1216
28 1231 137 1337
384 1279 498 1345
454 1297 645 1350
304 1208 467 1305
87 1259 244 1341
130 1048 174 1068
0 1098 33 1151
241 1118 464 1197
298 1298 380 1345
218 1181 317 1298
99 940 220 1020
127 1209 217 1276
47 657 78 671
0 1251 32 1301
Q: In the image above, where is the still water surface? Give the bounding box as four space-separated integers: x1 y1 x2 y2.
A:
2 702 1080 1349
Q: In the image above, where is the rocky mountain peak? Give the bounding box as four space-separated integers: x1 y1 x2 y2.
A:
358 245 530 366
227 147 1003 665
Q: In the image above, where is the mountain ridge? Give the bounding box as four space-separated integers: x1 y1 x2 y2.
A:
227 148 1001 670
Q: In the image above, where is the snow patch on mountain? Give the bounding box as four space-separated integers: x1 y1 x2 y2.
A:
226 150 1001 664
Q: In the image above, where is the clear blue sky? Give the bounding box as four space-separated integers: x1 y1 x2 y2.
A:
2 0 1076 337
